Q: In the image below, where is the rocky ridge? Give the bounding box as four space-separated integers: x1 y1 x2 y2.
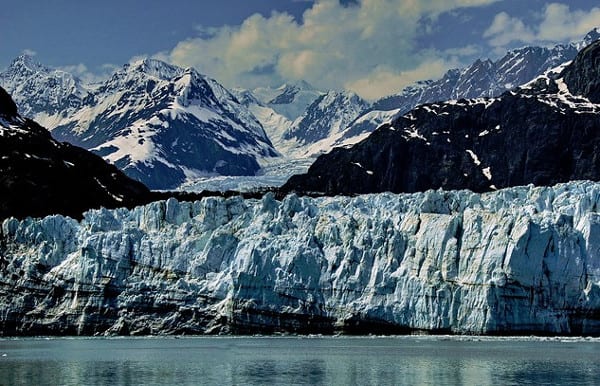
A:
283 40 600 196
334 28 600 150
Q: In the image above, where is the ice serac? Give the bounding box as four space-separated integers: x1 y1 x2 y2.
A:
3 181 600 335
282 39 600 196
0 57 278 190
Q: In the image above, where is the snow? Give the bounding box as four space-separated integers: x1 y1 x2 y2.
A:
499 56 525 78
482 167 492 180
556 77 569 94
404 127 427 141
532 76 600 114
466 150 481 166
91 119 158 164
93 177 123 202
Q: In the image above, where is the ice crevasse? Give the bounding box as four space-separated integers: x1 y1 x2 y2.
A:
2 181 600 335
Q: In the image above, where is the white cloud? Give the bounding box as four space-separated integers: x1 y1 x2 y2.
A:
57 63 117 84
537 3 600 41
483 12 536 47
484 3 600 48
345 60 451 100
163 0 499 99
22 48 37 56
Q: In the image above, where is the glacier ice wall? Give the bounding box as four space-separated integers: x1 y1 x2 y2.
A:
3 181 600 335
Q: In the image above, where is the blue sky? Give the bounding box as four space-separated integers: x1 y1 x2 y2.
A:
2 0 600 99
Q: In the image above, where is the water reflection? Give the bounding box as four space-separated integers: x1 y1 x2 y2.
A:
1 337 599 385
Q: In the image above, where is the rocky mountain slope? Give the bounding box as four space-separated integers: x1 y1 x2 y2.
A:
0 86 150 219
0 55 91 121
283 91 369 149
3 181 600 335
375 28 600 112
334 28 600 149
283 40 600 196
1 57 278 190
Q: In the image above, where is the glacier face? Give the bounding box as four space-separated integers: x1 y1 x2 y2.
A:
3 181 600 336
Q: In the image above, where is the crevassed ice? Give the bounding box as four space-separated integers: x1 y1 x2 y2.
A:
3 181 600 335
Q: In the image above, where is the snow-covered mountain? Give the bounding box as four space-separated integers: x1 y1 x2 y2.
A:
0 57 279 190
283 39 600 196
0 86 150 219
251 81 323 121
4 181 600 335
0 55 91 121
231 88 293 151
284 91 369 144
233 87 371 164
375 28 600 112
336 28 600 148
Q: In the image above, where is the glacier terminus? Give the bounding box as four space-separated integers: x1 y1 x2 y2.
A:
3 181 600 336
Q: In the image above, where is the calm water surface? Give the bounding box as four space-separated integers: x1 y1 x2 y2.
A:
1 336 599 385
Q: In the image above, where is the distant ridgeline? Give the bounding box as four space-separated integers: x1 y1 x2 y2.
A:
283 40 600 196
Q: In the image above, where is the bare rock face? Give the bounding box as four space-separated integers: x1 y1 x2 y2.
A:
562 40 600 103
3 182 600 336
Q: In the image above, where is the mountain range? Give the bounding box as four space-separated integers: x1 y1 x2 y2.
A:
0 57 278 189
1 27 600 337
1 29 599 192
239 28 600 160
0 85 150 219
283 39 600 196
330 27 600 151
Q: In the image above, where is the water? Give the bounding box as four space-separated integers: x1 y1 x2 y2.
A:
1 336 599 385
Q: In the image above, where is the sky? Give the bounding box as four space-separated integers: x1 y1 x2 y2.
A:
2 0 600 99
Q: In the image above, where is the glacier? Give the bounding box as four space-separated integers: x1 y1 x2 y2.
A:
3 181 600 336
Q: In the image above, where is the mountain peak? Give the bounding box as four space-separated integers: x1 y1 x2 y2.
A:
7 54 48 74
583 27 600 46
126 58 183 80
